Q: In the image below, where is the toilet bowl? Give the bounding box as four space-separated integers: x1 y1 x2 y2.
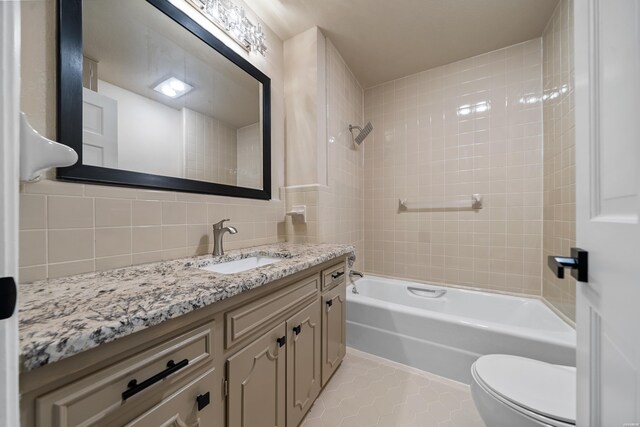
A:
470 354 576 427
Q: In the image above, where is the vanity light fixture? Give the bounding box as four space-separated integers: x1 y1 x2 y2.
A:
153 77 193 99
186 0 267 56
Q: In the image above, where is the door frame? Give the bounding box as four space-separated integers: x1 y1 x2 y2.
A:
0 1 22 425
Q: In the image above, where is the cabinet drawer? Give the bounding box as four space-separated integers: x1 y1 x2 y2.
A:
225 274 318 349
36 322 215 427
321 261 346 291
125 368 216 427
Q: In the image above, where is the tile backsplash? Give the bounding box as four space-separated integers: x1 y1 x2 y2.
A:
542 0 576 321
363 39 545 295
19 180 285 282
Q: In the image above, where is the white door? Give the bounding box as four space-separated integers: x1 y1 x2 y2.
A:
0 2 22 426
83 88 118 168
574 0 640 426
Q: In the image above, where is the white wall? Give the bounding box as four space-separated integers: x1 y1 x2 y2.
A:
283 27 327 187
98 80 183 178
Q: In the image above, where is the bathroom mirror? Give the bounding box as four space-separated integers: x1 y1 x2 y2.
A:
57 0 271 199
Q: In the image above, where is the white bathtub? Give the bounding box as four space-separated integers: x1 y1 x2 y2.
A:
346 275 576 384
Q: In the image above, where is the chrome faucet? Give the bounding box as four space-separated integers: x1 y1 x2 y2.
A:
212 219 237 256
350 270 363 294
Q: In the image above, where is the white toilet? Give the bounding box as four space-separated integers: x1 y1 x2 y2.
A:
470 354 576 427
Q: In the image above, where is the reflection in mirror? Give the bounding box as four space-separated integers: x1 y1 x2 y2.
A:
81 0 263 189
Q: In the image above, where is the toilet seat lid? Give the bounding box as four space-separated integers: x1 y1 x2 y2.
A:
473 354 576 424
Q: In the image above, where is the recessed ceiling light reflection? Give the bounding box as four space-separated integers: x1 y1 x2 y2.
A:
458 105 472 116
153 77 193 99
475 101 490 113
457 101 491 116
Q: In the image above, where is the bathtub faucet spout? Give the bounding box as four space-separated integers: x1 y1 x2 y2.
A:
350 270 364 294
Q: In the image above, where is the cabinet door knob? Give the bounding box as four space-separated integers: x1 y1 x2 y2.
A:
196 392 210 411
293 325 302 335
277 336 286 347
326 299 333 308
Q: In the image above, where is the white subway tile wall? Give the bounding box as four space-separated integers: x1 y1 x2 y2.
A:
363 39 545 295
542 0 576 321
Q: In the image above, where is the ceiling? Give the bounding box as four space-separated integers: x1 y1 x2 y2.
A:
243 0 559 87
83 0 260 128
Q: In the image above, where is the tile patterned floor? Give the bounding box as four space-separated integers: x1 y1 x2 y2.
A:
302 348 486 427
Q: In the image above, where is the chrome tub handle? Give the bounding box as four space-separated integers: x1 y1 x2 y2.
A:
408 286 446 298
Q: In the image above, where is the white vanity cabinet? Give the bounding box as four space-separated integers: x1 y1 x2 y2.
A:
20 257 348 427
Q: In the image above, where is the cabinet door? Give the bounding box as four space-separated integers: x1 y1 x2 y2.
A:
125 368 216 427
286 301 321 427
321 282 346 386
227 322 286 427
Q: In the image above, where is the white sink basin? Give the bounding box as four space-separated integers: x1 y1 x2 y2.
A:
199 256 283 274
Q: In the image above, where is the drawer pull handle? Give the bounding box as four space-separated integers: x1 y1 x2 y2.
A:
277 336 286 347
331 271 344 280
293 325 302 335
122 358 189 400
197 392 211 411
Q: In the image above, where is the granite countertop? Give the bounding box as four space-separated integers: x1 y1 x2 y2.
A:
19 243 355 372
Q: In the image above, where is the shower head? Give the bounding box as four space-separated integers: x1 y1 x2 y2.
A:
349 122 373 145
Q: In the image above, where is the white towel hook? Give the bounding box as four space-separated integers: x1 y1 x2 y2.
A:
20 113 78 182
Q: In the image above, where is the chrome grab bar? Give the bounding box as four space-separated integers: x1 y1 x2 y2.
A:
408 286 446 298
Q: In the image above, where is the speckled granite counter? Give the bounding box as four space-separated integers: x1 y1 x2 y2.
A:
19 243 355 372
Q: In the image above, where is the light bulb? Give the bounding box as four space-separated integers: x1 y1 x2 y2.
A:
169 80 185 91
161 86 177 97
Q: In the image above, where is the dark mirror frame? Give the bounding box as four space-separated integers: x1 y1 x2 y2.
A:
56 0 272 200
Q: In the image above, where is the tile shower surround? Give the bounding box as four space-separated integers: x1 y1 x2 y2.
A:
542 0 576 321
183 107 239 185
363 39 545 295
